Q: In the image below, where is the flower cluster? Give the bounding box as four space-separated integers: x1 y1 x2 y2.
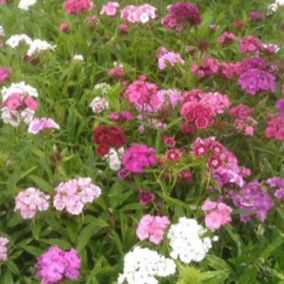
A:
161 2 201 31
139 189 156 205
53 177 102 215
28 117 60 134
219 32 236 45
136 214 170 244
36 246 81 283
117 246 176 284
156 47 185 70
0 66 11 82
18 0 37 10
15 187 50 219
167 217 215 264
63 0 93 14
180 90 230 131
89 96 109 113
0 237 9 261
92 124 127 156
122 144 157 173
202 199 232 230
103 147 124 171
1 81 39 126
267 176 284 200
265 115 284 140
100 1 119 16
121 4 157 24
230 181 274 222
240 35 263 53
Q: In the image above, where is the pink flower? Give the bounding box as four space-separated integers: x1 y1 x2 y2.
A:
15 187 50 219
4 93 22 110
136 214 170 244
0 66 11 82
64 0 93 14
24 96 38 110
59 22 70 32
219 32 236 45
240 35 262 53
121 4 157 24
139 189 156 205
28 117 60 134
202 199 232 230
100 1 119 16
0 237 9 261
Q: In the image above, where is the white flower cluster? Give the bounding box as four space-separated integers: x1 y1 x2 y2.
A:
6 34 56 57
18 0 37 10
89 96 109 113
167 217 216 264
94 83 111 94
73 54 84 61
0 26 5 37
117 246 176 284
103 147 124 171
267 0 284 13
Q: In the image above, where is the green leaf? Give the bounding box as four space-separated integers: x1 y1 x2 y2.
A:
28 175 53 194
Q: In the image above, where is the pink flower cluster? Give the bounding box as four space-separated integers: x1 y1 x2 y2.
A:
139 189 156 205
122 144 157 173
161 2 201 31
265 115 284 140
123 76 158 106
121 4 157 24
230 104 257 136
136 214 170 244
36 246 81 284
192 57 237 79
28 117 60 134
157 47 185 70
240 35 263 53
202 199 232 230
180 89 230 130
0 66 11 82
267 176 284 200
63 0 93 15
15 187 50 219
53 177 102 215
0 237 9 261
100 1 119 16
218 32 236 45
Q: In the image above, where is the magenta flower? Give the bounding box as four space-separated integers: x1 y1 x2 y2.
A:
136 214 170 244
122 144 157 173
139 189 156 205
63 0 93 14
0 66 11 82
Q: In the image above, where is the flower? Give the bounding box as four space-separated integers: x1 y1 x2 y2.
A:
249 10 263 21
167 217 216 264
0 66 11 82
202 199 232 230
139 189 156 205
103 147 124 171
59 22 70 32
100 1 119 16
117 246 176 284
0 237 9 261
265 115 284 140
122 144 157 173
89 96 109 113
53 177 101 215
276 97 284 118
157 49 185 70
92 124 127 156
36 246 81 283
121 4 157 24
136 214 170 244
18 0 37 10
15 187 50 219
64 0 93 14
240 35 262 53
218 32 236 45
6 34 32 48
230 181 274 222
28 117 60 134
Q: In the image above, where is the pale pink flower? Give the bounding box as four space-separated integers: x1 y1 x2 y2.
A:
100 1 119 16
136 214 170 244
0 237 9 261
28 117 60 134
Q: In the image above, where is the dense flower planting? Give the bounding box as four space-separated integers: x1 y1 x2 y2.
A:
0 0 284 283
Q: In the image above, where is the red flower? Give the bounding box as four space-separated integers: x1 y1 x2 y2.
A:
93 124 127 156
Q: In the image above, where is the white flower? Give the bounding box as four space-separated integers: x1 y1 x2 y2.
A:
6 34 32 48
167 217 216 264
73 54 84 61
26 39 56 57
1 81 38 101
1 107 34 126
89 96 109 113
118 246 176 284
18 0 37 10
94 83 111 94
267 0 284 13
0 26 4 37
103 147 124 171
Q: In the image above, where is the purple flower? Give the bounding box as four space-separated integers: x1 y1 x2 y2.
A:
238 68 276 95
139 189 156 205
230 181 274 222
249 10 263 21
